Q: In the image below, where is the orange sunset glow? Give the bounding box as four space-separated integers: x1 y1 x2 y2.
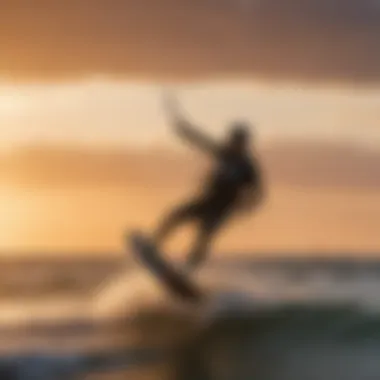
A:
0 0 379 256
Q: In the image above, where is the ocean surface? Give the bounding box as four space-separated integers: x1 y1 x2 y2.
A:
1 255 380 379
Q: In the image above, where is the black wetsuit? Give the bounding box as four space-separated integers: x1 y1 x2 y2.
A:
153 123 262 270
182 148 259 231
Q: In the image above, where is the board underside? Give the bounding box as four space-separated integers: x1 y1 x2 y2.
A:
130 232 203 303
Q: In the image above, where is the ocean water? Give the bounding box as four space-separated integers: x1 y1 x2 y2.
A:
1 256 380 379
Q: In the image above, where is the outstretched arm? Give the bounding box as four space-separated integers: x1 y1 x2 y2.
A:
162 91 220 156
174 118 220 156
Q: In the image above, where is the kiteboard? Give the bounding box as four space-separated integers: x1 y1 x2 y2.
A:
129 231 203 303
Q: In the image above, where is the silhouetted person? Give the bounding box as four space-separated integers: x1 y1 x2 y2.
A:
153 116 265 272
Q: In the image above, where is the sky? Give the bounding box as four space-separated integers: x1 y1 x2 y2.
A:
1 81 380 150
0 0 379 253
1 0 380 83
0 0 379 149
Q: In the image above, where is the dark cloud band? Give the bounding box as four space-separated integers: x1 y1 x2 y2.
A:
1 0 379 84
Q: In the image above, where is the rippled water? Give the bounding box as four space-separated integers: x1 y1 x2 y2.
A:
2 257 380 379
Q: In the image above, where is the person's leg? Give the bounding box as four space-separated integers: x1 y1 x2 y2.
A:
152 201 199 248
185 213 224 272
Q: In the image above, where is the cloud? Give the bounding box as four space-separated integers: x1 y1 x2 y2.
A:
1 0 380 84
2 140 380 189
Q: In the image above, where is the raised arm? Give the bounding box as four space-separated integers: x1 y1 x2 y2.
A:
161 91 220 157
174 118 220 156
